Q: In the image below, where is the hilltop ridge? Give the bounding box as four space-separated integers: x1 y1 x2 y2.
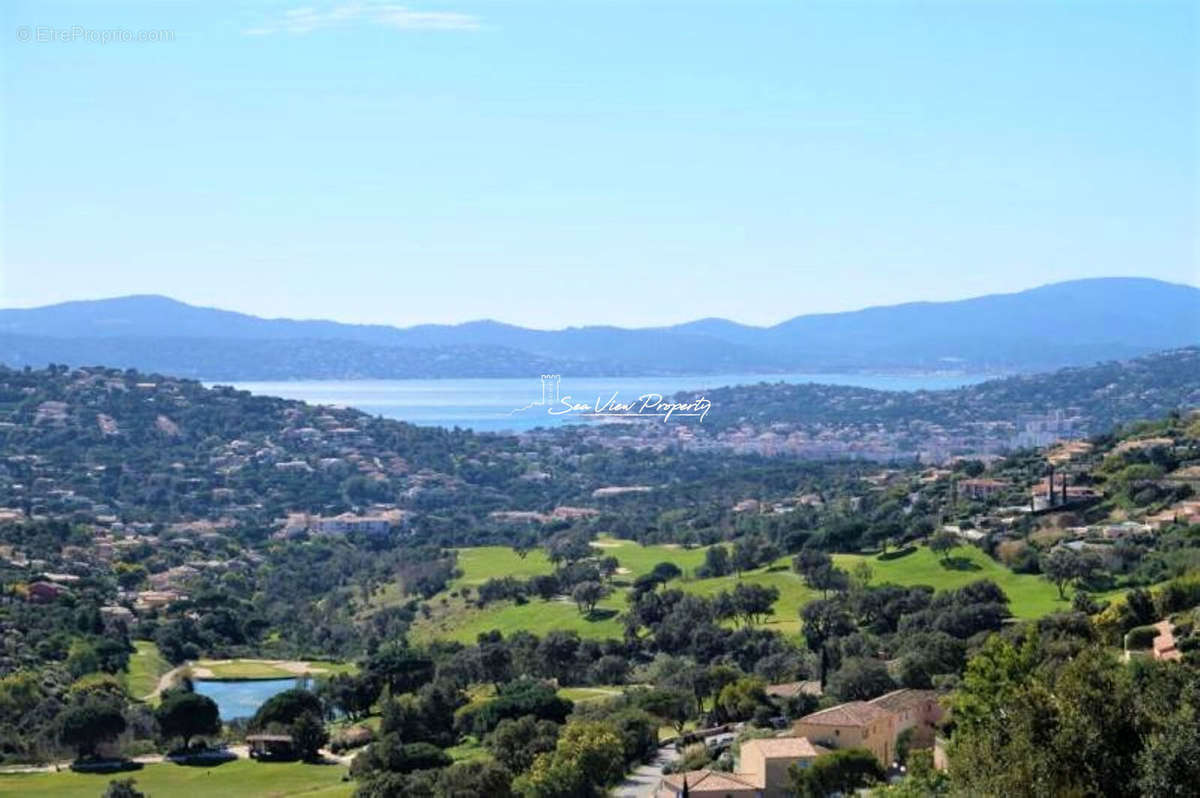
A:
2 277 1196 378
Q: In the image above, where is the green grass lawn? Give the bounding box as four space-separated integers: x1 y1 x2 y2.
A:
833 545 1091 619
412 537 707 642
0 760 353 797
413 538 1118 643
557 686 625 702
451 546 558 585
445 737 492 763
449 538 709 588
680 566 817 635
416 593 628 642
123 641 170 700
585 538 709 580
195 660 356 681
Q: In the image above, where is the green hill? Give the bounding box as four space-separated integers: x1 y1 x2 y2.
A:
408 538 1105 643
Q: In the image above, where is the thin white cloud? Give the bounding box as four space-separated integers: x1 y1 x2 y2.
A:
244 2 481 35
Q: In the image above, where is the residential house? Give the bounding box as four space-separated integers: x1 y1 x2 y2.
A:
654 770 761 798
134 590 184 612
149 565 199 589
26 581 67 603
549 505 600 521
1100 521 1151 540
313 512 393 536
654 736 828 798
793 690 946 767
958 478 1009 500
793 701 896 765
1031 477 1102 511
739 737 827 798
100 605 135 625
281 511 407 537
1146 500 1200 530
867 689 945 748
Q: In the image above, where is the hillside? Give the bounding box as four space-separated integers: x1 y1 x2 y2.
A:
677 347 1200 433
407 538 1087 644
1 351 1196 544
3 277 1196 378
605 348 1200 462
4 363 1199 795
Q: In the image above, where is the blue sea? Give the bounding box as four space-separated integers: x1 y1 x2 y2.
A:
216 373 990 432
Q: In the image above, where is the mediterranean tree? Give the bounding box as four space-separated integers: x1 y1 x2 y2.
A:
290 711 329 761
928 531 957 561
792 748 884 798
251 688 324 731
572 581 607 616
59 700 127 759
156 690 221 751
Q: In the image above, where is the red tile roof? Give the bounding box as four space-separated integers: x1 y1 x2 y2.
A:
797 701 891 727
868 688 941 713
740 736 826 759
659 769 759 792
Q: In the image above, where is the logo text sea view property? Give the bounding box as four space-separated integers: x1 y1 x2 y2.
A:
512 374 712 423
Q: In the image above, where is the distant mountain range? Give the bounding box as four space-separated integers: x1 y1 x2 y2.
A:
1 277 1197 379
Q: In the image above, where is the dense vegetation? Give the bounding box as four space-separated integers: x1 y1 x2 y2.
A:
1 362 1199 796
676 347 1200 434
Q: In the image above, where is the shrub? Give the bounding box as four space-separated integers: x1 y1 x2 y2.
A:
329 724 375 753
1125 625 1159 650
103 778 145 798
665 742 711 774
458 679 572 737
351 735 452 778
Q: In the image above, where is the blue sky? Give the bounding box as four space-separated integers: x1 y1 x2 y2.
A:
2 1 1196 328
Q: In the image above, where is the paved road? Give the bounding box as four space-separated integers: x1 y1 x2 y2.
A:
611 745 679 797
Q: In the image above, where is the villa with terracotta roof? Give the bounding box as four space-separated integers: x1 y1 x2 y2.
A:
739 736 828 797
793 689 946 766
793 700 896 765
867 689 945 748
654 769 761 798
654 736 828 797
656 690 947 796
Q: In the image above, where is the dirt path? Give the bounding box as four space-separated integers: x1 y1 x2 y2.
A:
150 665 185 699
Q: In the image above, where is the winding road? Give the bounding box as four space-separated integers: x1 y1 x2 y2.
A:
611 745 679 798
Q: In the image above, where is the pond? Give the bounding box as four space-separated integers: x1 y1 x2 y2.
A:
193 678 301 721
